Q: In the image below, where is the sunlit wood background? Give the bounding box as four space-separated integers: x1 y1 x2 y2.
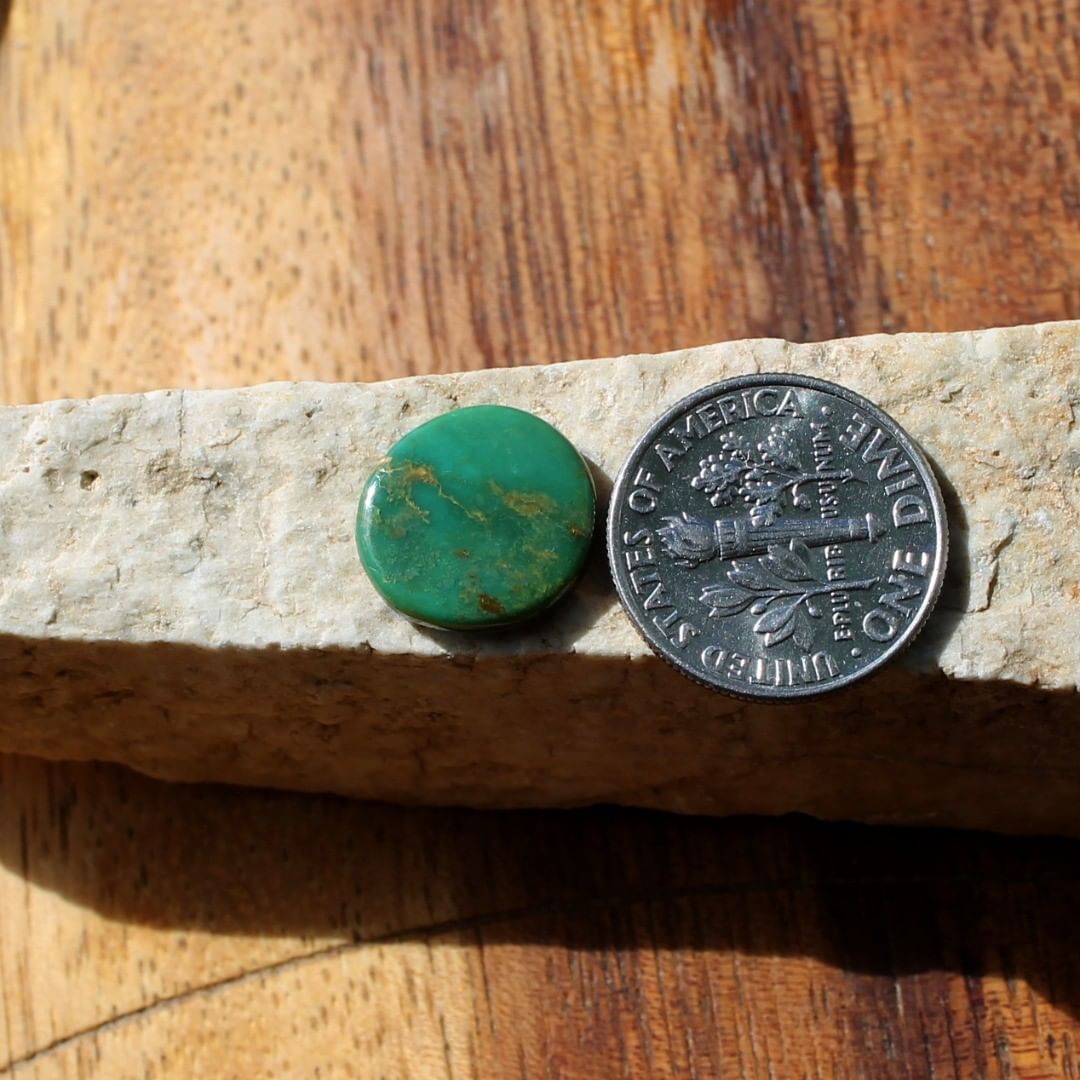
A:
3 1 1080 1076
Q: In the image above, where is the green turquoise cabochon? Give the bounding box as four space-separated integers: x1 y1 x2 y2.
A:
356 405 596 630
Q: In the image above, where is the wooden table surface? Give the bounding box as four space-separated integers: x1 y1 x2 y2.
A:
3 1 1080 1076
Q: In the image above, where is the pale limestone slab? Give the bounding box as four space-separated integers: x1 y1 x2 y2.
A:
1 323 1078 833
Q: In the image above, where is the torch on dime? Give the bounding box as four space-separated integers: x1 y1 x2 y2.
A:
606 373 948 700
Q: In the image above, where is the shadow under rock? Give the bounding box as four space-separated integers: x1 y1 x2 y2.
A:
4 754 1080 1022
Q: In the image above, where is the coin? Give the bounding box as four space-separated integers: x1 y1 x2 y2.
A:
607 373 948 699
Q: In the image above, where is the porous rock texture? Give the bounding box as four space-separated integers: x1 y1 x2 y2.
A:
1 323 1078 835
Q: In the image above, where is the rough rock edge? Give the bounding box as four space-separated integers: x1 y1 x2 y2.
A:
1 323 1078 833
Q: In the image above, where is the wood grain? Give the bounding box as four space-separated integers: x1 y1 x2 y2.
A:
4 756 1080 1079
5 0 1080 404
4 0 1080 1077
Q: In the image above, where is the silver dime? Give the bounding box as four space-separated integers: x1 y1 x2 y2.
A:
607 374 948 700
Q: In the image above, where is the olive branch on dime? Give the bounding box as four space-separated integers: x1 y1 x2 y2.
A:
700 539 879 650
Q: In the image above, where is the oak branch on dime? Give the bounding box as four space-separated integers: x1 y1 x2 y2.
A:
690 425 860 525
655 422 884 650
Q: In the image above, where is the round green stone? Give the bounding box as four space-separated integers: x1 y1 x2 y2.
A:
356 405 596 630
